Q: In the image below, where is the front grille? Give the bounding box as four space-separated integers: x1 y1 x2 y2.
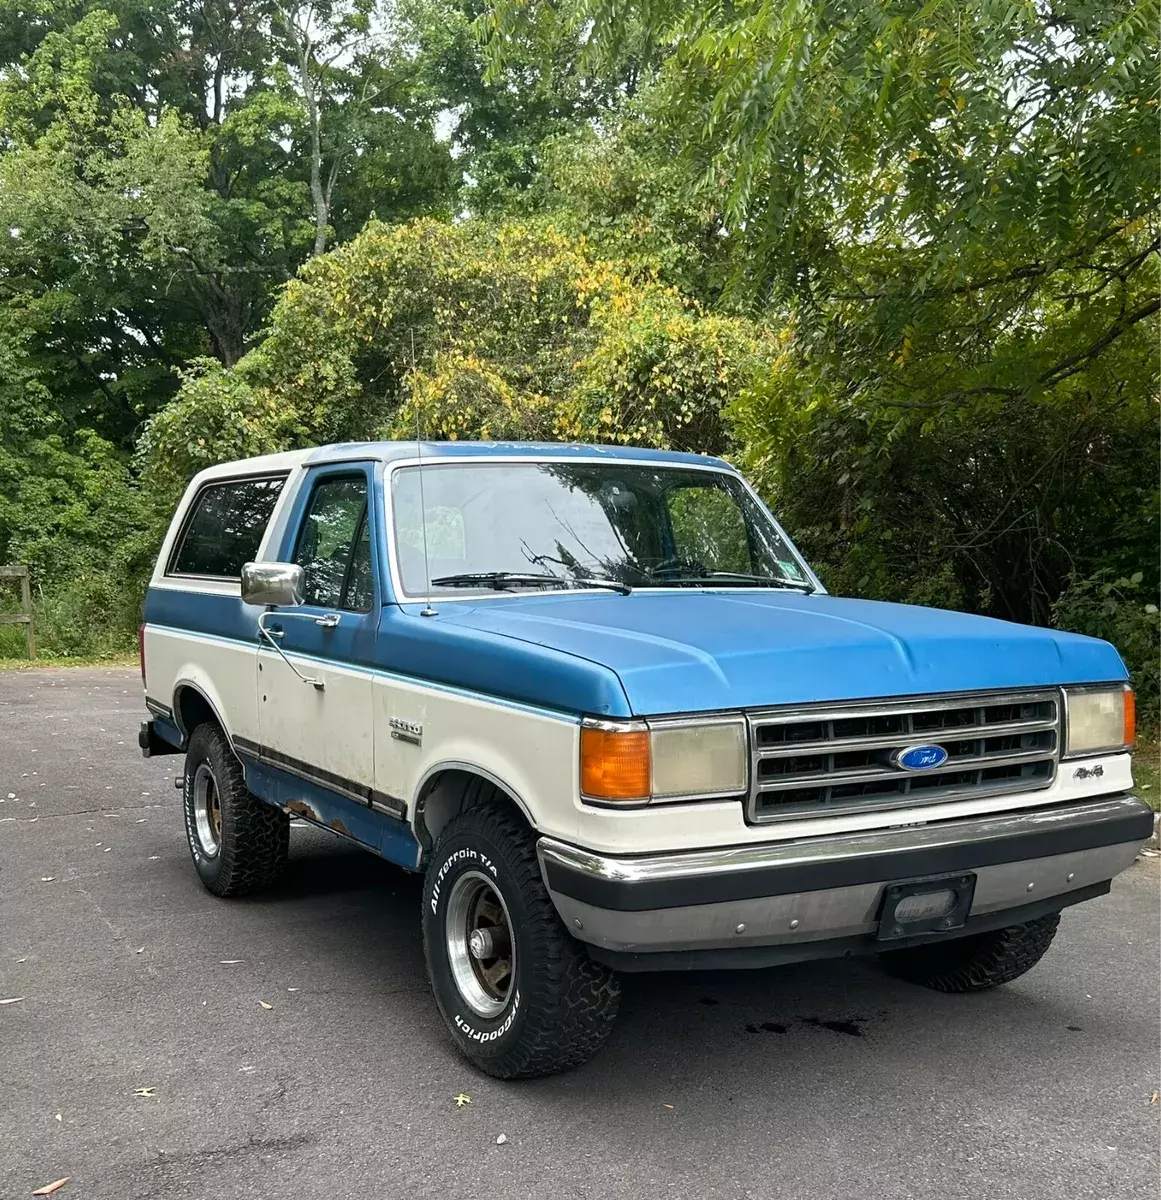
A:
746 690 1060 823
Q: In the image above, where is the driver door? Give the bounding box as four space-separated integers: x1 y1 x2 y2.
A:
256 464 379 796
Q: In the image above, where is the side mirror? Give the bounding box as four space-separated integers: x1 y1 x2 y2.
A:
241 561 305 608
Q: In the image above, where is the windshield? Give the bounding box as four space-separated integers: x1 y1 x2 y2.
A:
390 461 812 596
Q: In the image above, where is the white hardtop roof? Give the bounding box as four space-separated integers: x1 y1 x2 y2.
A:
193 441 736 485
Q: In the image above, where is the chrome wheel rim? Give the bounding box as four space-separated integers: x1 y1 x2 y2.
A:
445 870 516 1018
192 763 222 858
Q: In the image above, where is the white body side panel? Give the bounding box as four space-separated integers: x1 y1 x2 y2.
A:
146 624 258 746
259 647 375 789
372 674 582 841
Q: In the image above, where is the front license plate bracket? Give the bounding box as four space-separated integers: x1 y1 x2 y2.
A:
876 872 977 941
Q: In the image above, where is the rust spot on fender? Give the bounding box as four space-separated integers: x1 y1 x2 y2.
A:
286 799 318 822
329 819 349 836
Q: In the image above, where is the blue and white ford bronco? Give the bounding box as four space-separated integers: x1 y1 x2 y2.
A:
138 441 1152 1078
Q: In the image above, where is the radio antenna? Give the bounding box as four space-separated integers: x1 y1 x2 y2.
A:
412 331 438 618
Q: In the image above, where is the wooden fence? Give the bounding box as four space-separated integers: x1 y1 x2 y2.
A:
0 566 35 659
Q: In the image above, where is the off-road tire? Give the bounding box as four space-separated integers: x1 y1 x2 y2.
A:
422 799 620 1079
880 913 1061 992
182 722 289 897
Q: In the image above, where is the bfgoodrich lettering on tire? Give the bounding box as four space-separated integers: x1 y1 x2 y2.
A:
182 723 289 897
422 799 620 1079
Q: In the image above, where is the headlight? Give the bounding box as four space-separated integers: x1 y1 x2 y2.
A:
580 717 747 805
1064 685 1135 757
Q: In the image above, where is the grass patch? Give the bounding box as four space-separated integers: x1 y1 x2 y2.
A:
1132 730 1160 812
0 653 137 671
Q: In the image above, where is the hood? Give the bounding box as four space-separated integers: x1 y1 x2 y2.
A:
438 590 1126 716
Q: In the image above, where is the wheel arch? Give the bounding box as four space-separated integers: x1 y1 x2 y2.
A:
413 761 538 859
172 679 236 753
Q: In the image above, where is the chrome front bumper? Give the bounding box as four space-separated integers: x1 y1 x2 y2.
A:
537 795 1153 968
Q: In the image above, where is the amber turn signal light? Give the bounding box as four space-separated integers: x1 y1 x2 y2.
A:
580 725 651 803
1124 686 1136 748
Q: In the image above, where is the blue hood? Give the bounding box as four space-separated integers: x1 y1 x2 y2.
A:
436 590 1126 716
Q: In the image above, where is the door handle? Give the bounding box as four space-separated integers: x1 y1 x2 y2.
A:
265 624 285 640
257 613 325 691
314 613 341 628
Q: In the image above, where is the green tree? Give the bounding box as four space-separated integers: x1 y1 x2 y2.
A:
485 0 1160 628
140 217 776 489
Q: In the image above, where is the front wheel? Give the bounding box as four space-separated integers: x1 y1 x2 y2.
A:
422 800 620 1079
880 913 1061 992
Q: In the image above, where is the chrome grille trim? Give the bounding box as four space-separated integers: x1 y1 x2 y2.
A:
746 689 1061 824
755 715 1058 759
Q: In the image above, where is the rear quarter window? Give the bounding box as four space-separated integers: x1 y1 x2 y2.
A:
168 475 287 579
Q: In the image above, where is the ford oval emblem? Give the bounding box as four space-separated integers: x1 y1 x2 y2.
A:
894 744 949 771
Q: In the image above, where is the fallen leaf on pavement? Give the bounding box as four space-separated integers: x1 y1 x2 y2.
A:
258 1001 273 1010
1 997 26 1005
454 1093 471 1107
31 1177 69 1195
1151 1091 1159 1105
133 1088 155 1097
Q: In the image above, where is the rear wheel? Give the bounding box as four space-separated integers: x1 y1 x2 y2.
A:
182 723 289 897
880 913 1061 992
422 799 620 1079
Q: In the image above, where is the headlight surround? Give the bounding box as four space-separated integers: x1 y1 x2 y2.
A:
651 719 748 799
580 716 747 805
1064 684 1135 757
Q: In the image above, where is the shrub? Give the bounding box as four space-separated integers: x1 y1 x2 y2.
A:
1053 571 1160 726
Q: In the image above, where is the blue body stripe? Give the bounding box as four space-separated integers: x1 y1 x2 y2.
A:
243 758 421 870
143 584 628 717
146 445 1130 723
153 715 183 747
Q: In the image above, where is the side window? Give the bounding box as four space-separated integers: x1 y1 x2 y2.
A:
293 475 374 610
169 475 286 578
667 486 751 574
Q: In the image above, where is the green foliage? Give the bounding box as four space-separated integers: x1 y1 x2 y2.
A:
0 428 155 658
1053 572 1161 724
136 359 293 509
569 303 768 454
0 0 1155 684
149 217 779 467
409 0 652 208
730 329 1158 624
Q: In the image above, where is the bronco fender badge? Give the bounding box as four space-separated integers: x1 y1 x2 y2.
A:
893 744 949 771
389 717 423 745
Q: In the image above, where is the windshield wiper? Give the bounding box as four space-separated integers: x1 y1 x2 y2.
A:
430 571 631 595
648 572 815 593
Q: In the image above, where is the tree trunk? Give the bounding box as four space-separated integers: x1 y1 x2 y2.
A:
301 44 329 256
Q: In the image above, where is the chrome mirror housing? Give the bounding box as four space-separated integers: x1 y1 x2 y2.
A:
241 561 305 608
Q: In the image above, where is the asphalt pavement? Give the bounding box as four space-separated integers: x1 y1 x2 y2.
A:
1 666 1158 1200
